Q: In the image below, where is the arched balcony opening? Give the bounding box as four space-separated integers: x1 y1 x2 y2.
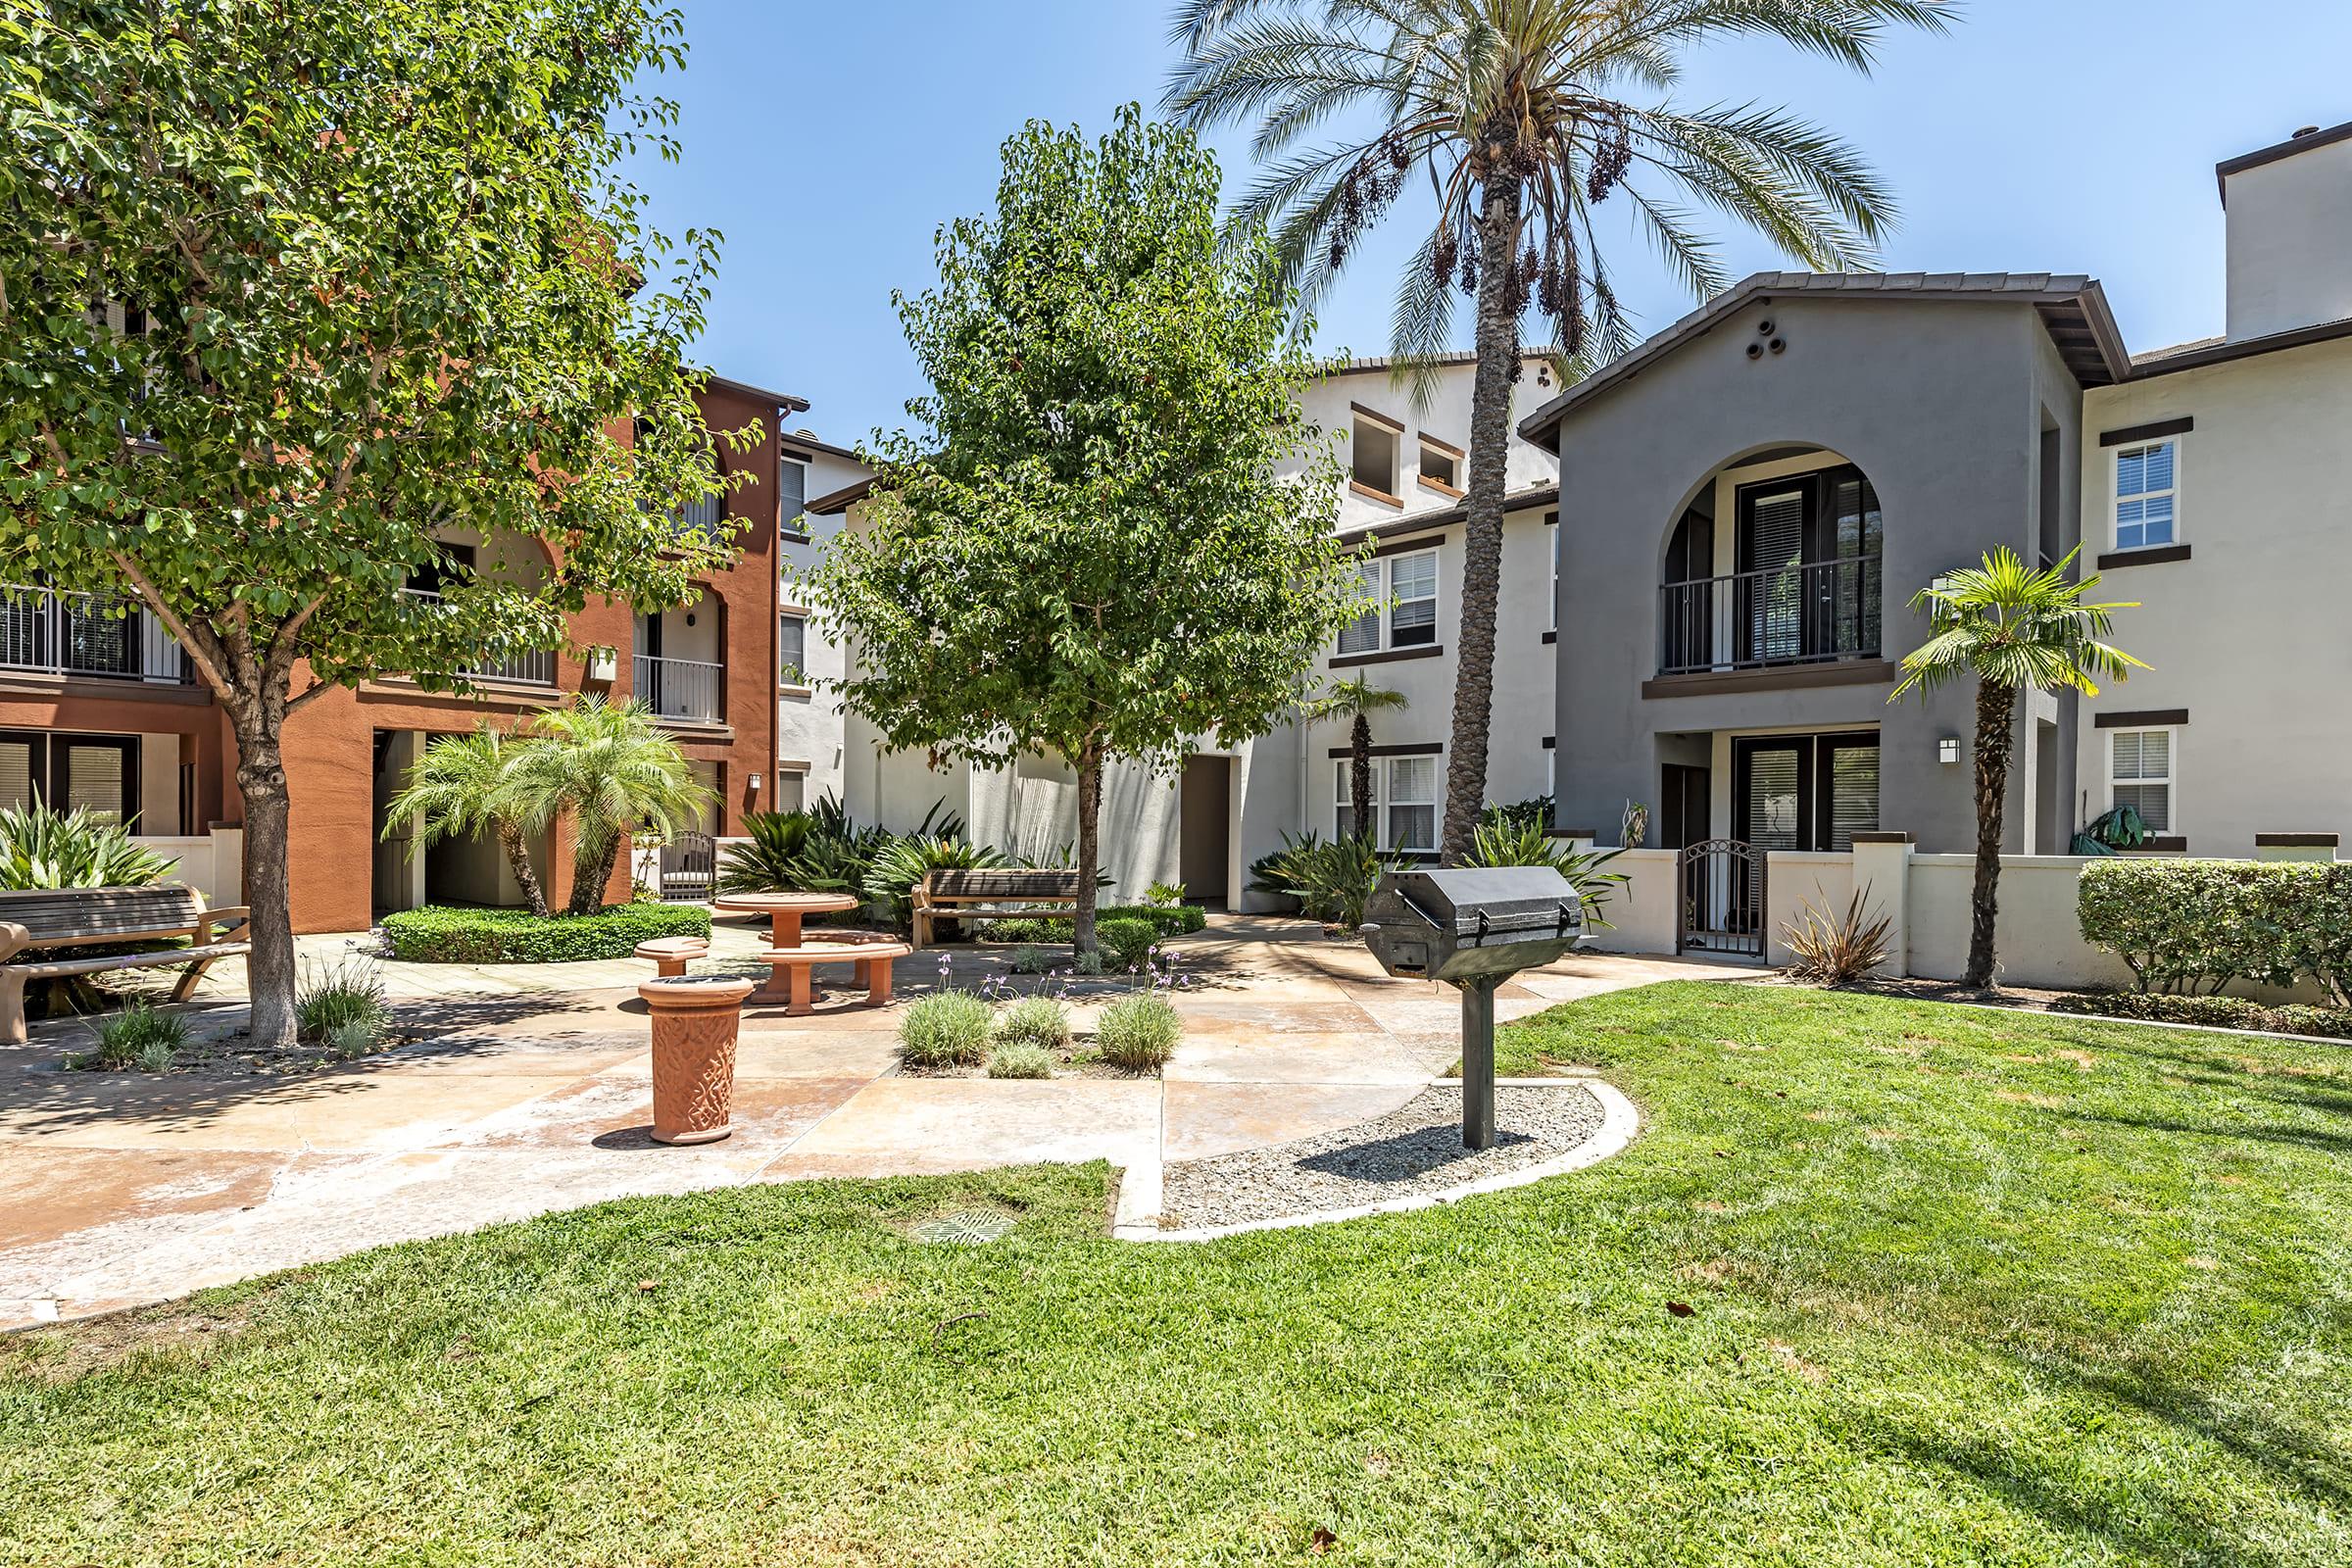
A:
1657 448 1883 676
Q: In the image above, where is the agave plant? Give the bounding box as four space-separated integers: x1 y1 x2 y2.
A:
1783 887 1895 985
0 805 175 890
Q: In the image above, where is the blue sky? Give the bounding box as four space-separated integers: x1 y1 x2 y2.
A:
630 2 2352 447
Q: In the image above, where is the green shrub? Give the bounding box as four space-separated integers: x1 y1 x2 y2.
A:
74 1001 187 1071
898 990 992 1068
1097 991 1181 1071
989 917 1064 947
296 956 388 1043
2047 989 2352 1040
1463 820 1629 927
324 1019 383 1060
2078 859 2352 1002
381 904 710 963
0 804 176 890
862 835 1006 929
996 995 1071 1052
981 904 1202 945
985 1041 1055 1080
1112 903 1206 937
1007 944 1061 974
1144 882 1186 907
1250 832 1391 929
1097 916 1157 971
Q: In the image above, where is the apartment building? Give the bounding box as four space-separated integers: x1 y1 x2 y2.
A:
779 432 873 812
1517 117 2352 875
817 354 1566 907
1 375 806 933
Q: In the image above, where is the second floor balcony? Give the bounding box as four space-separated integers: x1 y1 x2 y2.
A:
0 586 192 685
634 653 722 723
402 589 558 686
1658 555 1882 676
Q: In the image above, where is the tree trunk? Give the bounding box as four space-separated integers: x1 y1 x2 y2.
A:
1073 741 1102 956
1439 170 1524 863
1349 712 1374 844
233 725 300 1049
567 837 615 916
1966 679 2019 988
498 819 548 918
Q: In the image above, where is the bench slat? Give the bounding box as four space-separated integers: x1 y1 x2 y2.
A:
15 941 251 980
0 885 207 944
925 870 1083 899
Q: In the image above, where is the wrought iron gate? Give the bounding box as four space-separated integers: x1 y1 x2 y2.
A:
1675 838 1766 958
660 832 715 903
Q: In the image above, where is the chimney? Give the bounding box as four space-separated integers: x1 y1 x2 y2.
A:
2217 121 2352 342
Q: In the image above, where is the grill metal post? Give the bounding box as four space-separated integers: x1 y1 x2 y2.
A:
1459 977 1497 1151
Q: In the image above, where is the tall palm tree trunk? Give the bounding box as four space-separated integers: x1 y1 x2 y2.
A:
1965 679 2019 988
1349 712 1375 844
1439 171 1523 863
497 819 549 918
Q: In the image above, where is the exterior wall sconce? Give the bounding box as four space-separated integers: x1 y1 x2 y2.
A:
584 646 618 683
748 773 762 794
1937 736 1961 765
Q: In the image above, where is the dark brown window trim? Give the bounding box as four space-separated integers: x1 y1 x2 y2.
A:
1368 533 1445 561
1640 659 1895 700
2094 709 2188 729
1417 431 1465 460
1416 475 1466 500
2127 837 2189 854
1348 401 1405 434
1324 741 1444 759
2254 832 2339 849
1348 478 1403 508
1541 629 1557 645
2097 544 2191 569
2099 416 2193 448
1330 644 1444 670
1850 831 1915 845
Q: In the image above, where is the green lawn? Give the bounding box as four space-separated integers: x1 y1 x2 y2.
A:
4 983 2347 1566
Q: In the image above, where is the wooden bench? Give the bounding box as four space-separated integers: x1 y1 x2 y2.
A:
0 886 251 1045
634 936 710 978
749 936 913 1016
911 869 1083 949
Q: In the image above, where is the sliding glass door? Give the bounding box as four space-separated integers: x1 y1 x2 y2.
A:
1732 732 1879 853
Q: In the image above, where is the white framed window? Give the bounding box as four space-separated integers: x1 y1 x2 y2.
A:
2113 439 2178 552
1338 548 1441 657
778 612 808 687
778 455 809 540
1417 437 1463 495
2109 727 2175 833
1333 754 1442 854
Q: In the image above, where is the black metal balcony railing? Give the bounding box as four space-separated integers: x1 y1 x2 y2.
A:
0 586 191 684
1658 555 1882 676
402 589 558 685
634 653 723 722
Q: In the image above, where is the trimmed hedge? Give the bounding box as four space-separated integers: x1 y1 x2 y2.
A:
977 904 1205 946
381 904 711 964
2047 990 2352 1041
2078 859 2352 1004
1097 917 1158 971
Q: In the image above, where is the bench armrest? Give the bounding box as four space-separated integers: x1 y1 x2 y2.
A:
0 920 26 963
195 906 252 941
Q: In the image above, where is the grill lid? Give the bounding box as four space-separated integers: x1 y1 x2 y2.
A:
1379 866 1582 936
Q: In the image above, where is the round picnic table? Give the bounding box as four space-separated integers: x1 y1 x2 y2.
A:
710 891 861 953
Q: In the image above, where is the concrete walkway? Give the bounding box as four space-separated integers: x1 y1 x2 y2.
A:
0 914 1760 1327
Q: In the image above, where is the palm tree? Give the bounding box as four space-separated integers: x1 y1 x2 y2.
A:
1890 547 2143 989
1167 0 1955 860
379 725 549 917
1313 674 1408 843
509 697 712 915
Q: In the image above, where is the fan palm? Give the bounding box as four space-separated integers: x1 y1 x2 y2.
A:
1890 546 2144 988
1166 0 1955 859
509 697 712 915
1312 674 1408 843
380 725 549 917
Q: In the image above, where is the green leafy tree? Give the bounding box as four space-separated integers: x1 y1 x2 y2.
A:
1313 675 1407 845
379 725 549 919
1167 0 1955 860
507 698 710 916
1890 547 2144 988
813 107 1370 955
0 0 750 1044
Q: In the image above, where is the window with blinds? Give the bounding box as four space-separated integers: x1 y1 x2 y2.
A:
778 457 808 538
778 613 807 685
2111 728 2173 831
2115 441 2178 551
1735 733 1878 852
1742 745 1803 851
1386 755 1439 853
0 740 31 811
1831 475 1884 656
1337 561 1383 655
63 743 126 823
1745 489 1806 663
1389 551 1438 647
1826 741 1880 851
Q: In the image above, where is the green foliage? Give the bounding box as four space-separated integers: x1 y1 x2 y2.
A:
295 958 389 1047
862 836 1006 930
810 107 1370 941
381 904 710 965
1096 918 1158 972
981 905 1203 946
508 699 711 916
73 1000 187 1071
0 806 174 890
1096 991 1181 1071
1782 888 1895 985
379 725 547 916
897 991 993 1069
2071 804 2153 857
1007 945 1059 975
1144 882 1187 908
1481 797 1554 835
717 810 820 895
1463 819 1629 926
984 1041 1055 1080
2046 990 2352 1040
2078 859 2352 1004
1250 832 1394 929
996 996 1072 1053
1892 548 2146 703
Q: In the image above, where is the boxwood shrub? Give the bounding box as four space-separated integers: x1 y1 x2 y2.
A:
2077 859 2352 1003
978 904 1205 946
381 904 711 964
1096 917 1158 971
2047 990 2352 1040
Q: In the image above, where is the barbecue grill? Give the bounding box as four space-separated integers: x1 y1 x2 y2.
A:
1359 865 1585 1150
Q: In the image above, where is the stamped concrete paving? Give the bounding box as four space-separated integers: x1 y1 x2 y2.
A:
0 916 1759 1327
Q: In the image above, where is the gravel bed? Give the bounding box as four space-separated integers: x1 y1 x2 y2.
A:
1158 1082 1607 1230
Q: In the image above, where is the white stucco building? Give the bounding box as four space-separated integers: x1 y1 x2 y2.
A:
776 430 871 812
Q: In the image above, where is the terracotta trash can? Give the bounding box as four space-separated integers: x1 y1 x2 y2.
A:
637 975 756 1146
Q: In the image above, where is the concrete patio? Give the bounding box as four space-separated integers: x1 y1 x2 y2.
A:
0 914 1761 1328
